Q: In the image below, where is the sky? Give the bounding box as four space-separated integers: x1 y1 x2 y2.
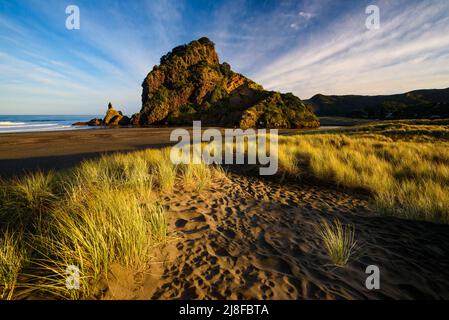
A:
0 0 448 115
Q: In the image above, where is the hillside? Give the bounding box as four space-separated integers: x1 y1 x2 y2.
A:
306 88 449 119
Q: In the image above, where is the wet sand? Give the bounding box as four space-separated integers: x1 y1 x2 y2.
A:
0 128 174 178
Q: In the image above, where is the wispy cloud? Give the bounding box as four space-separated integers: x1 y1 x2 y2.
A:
299 11 315 19
252 0 449 98
0 0 448 114
0 0 186 114
290 11 316 30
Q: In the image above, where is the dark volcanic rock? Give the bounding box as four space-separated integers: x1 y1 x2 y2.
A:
130 113 143 126
72 121 88 126
136 37 319 129
118 115 131 126
80 103 130 127
103 102 125 125
72 118 103 126
87 118 103 126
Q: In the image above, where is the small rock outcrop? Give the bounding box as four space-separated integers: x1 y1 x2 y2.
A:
72 118 103 126
103 103 130 126
87 118 103 126
75 103 130 127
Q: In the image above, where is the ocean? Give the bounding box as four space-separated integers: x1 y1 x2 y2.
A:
0 115 102 133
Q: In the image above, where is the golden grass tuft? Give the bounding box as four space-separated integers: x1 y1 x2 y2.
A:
182 162 212 191
143 149 177 192
316 219 357 266
146 202 168 243
27 185 165 299
0 230 25 300
0 171 57 228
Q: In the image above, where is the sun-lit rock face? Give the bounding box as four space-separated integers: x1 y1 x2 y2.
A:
137 37 319 129
103 102 130 126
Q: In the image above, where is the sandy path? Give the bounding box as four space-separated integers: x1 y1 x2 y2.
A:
104 174 449 300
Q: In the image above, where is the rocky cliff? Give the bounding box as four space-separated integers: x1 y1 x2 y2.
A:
135 37 319 129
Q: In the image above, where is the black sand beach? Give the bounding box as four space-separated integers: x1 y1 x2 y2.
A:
0 127 310 178
0 128 177 177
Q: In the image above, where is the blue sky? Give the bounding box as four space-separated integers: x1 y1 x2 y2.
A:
1 0 448 115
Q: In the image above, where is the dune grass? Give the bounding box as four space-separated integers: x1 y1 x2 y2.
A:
181 162 213 191
0 147 221 299
0 230 25 300
316 219 357 266
0 171 57 227
27 185 164 299
277 123 449 223
143 149 177 192
1 120 446 298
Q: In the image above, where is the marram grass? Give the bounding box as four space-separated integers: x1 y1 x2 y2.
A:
0 171 57 227
0 230 25 300
0 147 223 299
316 219 357 267
27 185 164 299
277 126 449 224
1 121 448 298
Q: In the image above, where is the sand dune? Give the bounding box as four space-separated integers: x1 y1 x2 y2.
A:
101 173 449 300
2 128 448 300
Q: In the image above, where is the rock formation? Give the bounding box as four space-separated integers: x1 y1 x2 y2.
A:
135 37 319 129
103 103 130 126
76 37 319 129
73 103 129 127
87 118 103 126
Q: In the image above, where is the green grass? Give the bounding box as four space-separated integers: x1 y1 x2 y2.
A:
143 149 177 192
316 219 357 267
146 202 168 243
181 162 213 191
2 119 446 299
312 120 449 141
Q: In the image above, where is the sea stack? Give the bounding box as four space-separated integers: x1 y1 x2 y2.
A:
135 37 319 129
103 102 130 126
75 102 130 127
78 37 320 129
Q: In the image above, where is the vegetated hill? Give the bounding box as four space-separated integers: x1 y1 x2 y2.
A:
131 37 319 129
306 88 449 119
